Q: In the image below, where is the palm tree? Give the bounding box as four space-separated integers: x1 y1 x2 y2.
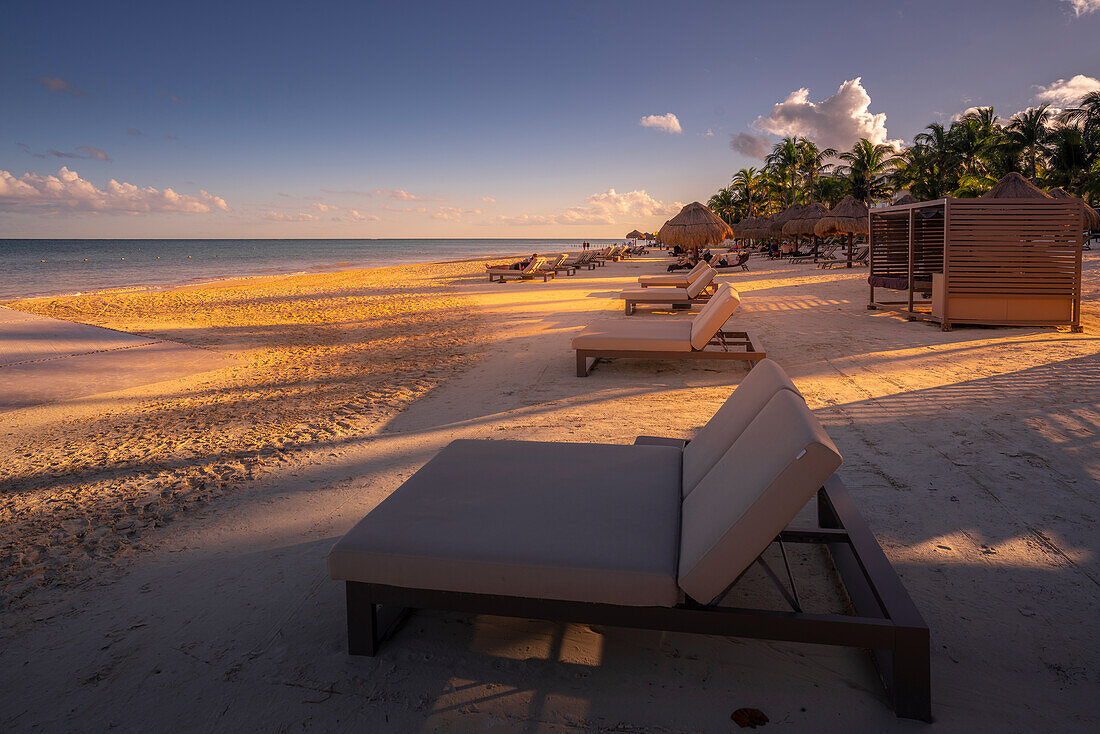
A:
731 167 763 216
764 137 801 207
1004 106 1052 182
838 139 898 205
707 187 737 224
1059 91 1100 136
797 138 837 203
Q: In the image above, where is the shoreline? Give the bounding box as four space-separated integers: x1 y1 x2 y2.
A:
0 251 545 303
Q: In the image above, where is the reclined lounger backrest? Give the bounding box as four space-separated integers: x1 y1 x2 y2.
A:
688 284 741 352
685 268 716 298
677 390 842 604
680 356 802 497
684 261 709 279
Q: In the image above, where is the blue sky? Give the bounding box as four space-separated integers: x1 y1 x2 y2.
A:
1 0 1098 238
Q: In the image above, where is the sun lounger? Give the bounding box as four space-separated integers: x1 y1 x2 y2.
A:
485 257 553 282
564 251 597 270
821 246 868 269
791 243 837 264
541 253 576 276
620 267 716 314
326 359 931 721
574 283 763 375
637 260 709 288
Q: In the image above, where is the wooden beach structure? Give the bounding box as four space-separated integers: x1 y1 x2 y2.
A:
867 174 1085 331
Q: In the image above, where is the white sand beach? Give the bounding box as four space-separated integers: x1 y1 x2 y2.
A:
1 252 1098 732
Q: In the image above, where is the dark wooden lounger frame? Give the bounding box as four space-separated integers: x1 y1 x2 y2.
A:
342 474 931 721
575 328 765 376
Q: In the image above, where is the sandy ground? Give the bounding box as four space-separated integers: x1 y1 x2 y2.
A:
1 251 1098 732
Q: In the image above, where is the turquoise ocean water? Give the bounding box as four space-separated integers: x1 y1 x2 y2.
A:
0 239 626 300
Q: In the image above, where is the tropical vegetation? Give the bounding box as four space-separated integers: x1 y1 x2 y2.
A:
708 95 1100 224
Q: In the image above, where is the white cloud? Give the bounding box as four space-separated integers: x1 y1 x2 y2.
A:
752 77 900 150
1035 75 1100 106
0 167 230 215
264 211 319 222
496 189 682 226
373 188 438 201
730 132 771 159
481 195 496 203
345 209 379 222
1061 0 1100 16
431 206 481 221
638 113 682 134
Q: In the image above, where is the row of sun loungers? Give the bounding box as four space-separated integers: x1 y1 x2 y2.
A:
485 246 638 283
327 358 932 721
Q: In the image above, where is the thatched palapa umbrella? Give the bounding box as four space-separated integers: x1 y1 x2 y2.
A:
626 229 645 241
782 201 830 260
980 171 1051 199
1048 187 1100 231
893 193 918 205
657 202 733 259
769 203 805 240
815 195 870 267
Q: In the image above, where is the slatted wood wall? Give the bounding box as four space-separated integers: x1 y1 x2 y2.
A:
943 199 1083 300
869 203 946 282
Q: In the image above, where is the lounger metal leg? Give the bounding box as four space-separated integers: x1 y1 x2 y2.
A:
576 352 596 377
347 581 378 656
890 624 932 721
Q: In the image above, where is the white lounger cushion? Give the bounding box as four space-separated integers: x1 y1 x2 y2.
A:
688 284 742 351
677 391 842 603
571 320 692 352
328 439 684 607
680 357 802 497
638 261 708 287
620 268 715 302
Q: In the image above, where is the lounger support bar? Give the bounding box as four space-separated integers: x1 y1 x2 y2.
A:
342 475 931 721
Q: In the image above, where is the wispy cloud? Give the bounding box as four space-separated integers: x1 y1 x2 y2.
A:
638 113 682 134
39 77 87 97
752 77 901 150
264 210 318 222
127 128 145 137
49 146 112 162
374 188 441 201
321 188 373 197
496 189 681 226
19 144 112 162
0 167 230 215
158 90 184 104
163 134 178 141
1060 0 1100 16
1035 74 1100 106
481 195 496 203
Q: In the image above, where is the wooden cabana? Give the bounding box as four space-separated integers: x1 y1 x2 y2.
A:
867 195 1085 332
